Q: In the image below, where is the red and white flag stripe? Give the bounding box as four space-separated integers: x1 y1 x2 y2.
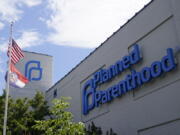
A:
5 63 29 88
7 39 24 65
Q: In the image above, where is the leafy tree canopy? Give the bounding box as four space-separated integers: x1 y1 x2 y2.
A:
33 97 85 135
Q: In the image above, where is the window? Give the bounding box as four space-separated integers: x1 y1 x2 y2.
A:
53 89 57 98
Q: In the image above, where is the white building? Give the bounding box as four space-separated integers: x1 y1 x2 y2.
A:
10 51 53 98
46 0 180 134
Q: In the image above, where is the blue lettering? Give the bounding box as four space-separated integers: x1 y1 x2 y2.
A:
118 80 127 96
101 91 108 104
161 48 176 72
122 56 130 69
102 69 109 82
140 67 151 83
95 91 102 107
82 46 177 115
82 79 95 115
151 61 162 77
93 71 100 88
125 74 132 91
111 85 119 98
108 65 118 80
130 44 141 64
107 88 112 101
131 70 142 89
116 60 123 74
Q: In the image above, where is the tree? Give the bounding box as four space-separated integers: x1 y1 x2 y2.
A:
33 97 85 135
85 122 102 135
85 122 117 135
0 90 6 133
0 91 50 135
7 97 30 135
28 91 50 135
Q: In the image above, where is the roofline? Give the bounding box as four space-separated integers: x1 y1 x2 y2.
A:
46 0 154 93
23 50 53 57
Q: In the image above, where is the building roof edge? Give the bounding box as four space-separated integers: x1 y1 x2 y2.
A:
46 0 154 93
23 50 53 57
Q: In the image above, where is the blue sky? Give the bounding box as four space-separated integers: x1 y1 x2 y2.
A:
0 0 150 94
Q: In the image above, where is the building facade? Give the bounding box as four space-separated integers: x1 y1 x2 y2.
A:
10 51 53 99
46 0 180 134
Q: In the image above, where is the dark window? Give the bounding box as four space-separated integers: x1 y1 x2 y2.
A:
53 89 57 98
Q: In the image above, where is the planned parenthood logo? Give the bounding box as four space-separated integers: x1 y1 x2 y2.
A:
82 44 177 115
25 60 43 81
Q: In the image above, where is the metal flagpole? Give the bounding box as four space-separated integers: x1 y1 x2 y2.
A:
3 21 13 135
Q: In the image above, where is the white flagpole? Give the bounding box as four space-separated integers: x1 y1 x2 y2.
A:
3 22 13 135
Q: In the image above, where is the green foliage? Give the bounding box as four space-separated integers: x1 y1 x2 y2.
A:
7 97 30 134
0 91 117 135
0 90 5 133
0 91 50 135
33 97 85 135
85 122 102 135
28 92 50 135
85 122 117 135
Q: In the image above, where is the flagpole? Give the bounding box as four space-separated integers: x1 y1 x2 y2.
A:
3 22 13 135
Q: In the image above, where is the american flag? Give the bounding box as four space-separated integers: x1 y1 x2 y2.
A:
7 39 24 65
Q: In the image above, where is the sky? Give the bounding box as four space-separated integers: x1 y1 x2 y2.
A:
0 0 151 94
